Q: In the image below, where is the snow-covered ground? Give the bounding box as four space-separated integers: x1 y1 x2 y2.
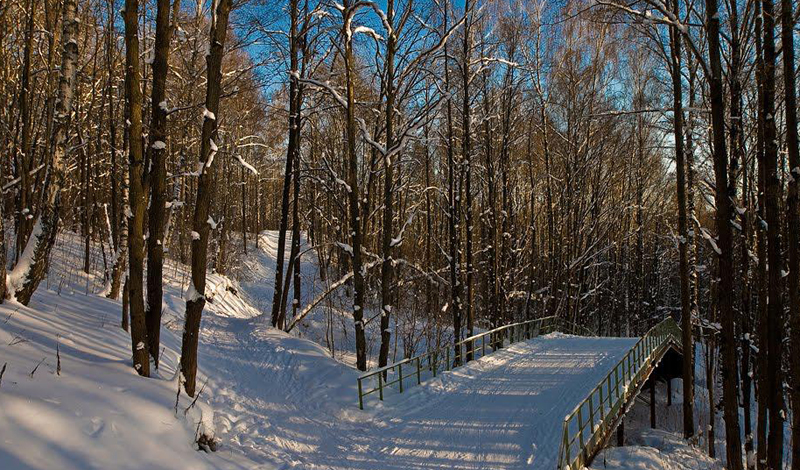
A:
591 428 720 470
0 231 718 470
590 376 723 470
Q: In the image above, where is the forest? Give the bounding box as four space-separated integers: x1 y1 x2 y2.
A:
0 0 798 468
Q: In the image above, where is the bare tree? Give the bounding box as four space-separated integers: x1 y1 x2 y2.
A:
181 0 234 396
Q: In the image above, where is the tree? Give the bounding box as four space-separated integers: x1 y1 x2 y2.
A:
705 0 743 466
181 0 234 397
145 0 181 368
667 0 693 438
761 0 786 465
270 0 302 330
7 0 79 305
123 0 151 377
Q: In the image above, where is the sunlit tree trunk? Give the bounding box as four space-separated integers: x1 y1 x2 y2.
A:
181 0 233 396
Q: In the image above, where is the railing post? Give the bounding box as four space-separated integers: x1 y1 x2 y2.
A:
399 363 404 393
446 347 450 371
378 372 384 401
588 394 595 442
563 425 571 470
599 384 605 421
432 352 437 377
358 378 364 410
417 357 422 384
482 335 486 357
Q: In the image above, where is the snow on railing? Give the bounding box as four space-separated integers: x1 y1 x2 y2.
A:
557 317 682 470
356 315 591 409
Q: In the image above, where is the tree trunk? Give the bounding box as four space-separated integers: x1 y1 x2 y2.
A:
123 0 151 377
705 0 743 466
378 0 396 370
444 3 462 365
668 6 693 437
782 0 800 460
760 0 786 465
342 0 367 371
10 0 79 306
461 0 474 360
15 0 36 261
753 1 769 465
271 0 300 329
146 0 180 369
180 0 232 397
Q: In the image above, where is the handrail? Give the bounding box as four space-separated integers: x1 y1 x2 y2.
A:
556 317 682 470
357 315 579 409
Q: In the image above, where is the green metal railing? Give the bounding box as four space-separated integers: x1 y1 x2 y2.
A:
556 317 682 470
357 315 574 409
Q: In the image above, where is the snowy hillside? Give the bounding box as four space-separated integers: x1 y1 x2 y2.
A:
0 232 365 469
232 231 454 369
0 232 722 470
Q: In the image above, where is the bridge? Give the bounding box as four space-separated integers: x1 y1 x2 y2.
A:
356 316 684 470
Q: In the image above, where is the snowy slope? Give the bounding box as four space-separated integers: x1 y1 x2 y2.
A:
234 231 455 369
590 429 721 470
1 231 678 470
0 291 256 470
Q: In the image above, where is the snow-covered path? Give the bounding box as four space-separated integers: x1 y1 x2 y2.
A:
345 335 639 470
198 315 637 470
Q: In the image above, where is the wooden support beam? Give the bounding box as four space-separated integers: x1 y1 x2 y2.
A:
667 378 672 406
650 379 656 428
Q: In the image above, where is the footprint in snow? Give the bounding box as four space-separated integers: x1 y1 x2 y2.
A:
83 417 106 438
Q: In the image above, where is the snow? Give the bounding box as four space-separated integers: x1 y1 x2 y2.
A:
7 216 44 297
185 282 203 302
152 140 167 150
360 334 638 469
336 241 354 256
203 108 216 121
233 153 258 175
590 429 720 470
353 25 383 41
1 230 680 470
0 287 243 470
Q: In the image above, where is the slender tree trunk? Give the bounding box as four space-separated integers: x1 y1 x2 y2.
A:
378 0 396 370
272 0 299 329
753 2 769 466
109 36 130 302
15 0 36 260
291 165 301 320
707 330 717 458
122 0 150 376
761 0 786 465
705 0 743 466
0 167 6 301
668 7 694 437
10 0 78 306
146 0 180 369
782 0 800 461
461 0 474 360
741 140 755 470
444 3 462 365
342 0 367 371
180 0 233 396
122 277 130 331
